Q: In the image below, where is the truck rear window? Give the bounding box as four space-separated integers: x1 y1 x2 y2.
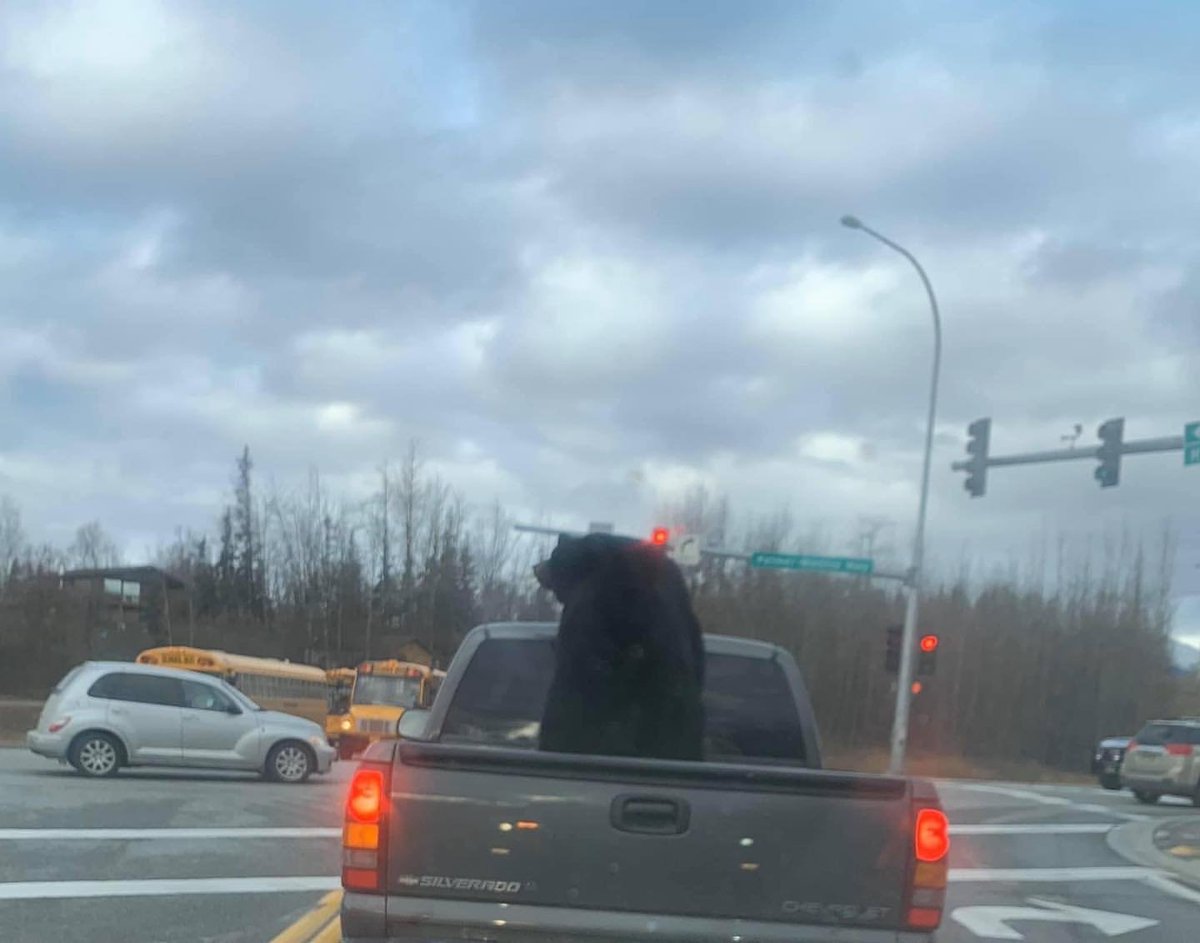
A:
440 638 809 765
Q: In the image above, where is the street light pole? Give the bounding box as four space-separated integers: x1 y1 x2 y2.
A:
841 215 943 775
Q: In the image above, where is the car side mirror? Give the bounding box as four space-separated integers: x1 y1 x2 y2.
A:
225 704 242 715
397 709 430 740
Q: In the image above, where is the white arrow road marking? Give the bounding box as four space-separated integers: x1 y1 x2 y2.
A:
951 898 1159 940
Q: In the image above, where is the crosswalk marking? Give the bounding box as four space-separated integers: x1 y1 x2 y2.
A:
0 827 340 840
950 866 1155 882
2 867 1194 903
951 823 1112 835
945 783 1147 821
0 876 340 901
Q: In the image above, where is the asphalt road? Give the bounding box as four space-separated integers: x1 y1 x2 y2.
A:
1 747 1197 942
0 748 346 943
939 779 1198 941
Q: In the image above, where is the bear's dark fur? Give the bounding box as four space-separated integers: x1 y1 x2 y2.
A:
533 533 705 760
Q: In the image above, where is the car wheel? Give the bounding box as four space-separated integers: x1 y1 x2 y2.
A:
69 732 122 778
1133 790 1160 805
1193 784 1200 809
265 741 314 784
1099 775 1122 791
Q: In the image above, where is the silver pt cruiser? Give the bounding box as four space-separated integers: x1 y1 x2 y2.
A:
27 661 336 782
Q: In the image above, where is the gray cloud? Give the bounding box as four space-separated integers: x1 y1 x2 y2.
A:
2 0 1200 634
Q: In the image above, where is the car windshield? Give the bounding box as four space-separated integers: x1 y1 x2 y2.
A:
353 675 422 708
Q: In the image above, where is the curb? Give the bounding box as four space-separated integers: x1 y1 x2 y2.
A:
270 890 342 943
1107 817 1200 891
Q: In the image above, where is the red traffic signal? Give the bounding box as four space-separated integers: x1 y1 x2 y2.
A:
911 681 923 695
650 527 669 546
917 634 939 677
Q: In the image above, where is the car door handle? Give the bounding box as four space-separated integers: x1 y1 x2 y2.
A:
611 795 690 835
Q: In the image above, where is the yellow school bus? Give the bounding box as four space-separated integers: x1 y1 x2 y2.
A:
336 659 432 758
325 666 357 747
135 646 329 727
424 668 448 708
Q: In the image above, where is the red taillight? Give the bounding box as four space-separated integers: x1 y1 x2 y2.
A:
1127 740 1138 751
907 907 942 929
343 766 388 893
915 808 949 862
47 717 71 733
1166 743 1193 757
348 769 383 823
908 805 949 931
650 527 669 546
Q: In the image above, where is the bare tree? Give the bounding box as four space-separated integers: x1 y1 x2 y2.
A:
473 500 515 591
68 521 121 569
0 495 25 591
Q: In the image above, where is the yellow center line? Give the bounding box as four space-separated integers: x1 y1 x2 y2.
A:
270 890 343 943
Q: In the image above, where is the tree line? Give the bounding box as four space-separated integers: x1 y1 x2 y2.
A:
0 447 1190 771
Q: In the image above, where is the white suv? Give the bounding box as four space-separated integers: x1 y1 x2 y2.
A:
27 661 336 783
1120 718 1200 806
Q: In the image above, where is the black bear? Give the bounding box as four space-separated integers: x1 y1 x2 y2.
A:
533 533 705 761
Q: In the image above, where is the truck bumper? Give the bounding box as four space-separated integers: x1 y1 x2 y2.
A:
341 893 934 943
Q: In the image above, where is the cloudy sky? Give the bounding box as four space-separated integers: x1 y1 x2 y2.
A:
2 1 1199 641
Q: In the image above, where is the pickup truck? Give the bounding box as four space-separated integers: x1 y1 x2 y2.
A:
339 622 949 942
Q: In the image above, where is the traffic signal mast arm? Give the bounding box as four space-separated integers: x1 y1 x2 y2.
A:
951 417 1185 495
952 434 1183 467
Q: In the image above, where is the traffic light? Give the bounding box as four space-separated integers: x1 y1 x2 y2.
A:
963 418 991 497
1094 418 1124 488
884 624 902 674
650 527 669 546
917 634 939 676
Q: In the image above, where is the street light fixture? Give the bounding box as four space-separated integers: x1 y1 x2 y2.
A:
841 214 943 775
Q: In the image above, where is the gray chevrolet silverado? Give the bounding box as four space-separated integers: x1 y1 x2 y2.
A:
340 622 949 942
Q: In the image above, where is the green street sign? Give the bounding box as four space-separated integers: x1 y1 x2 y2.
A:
1186 421 1200 467
749 552 874 575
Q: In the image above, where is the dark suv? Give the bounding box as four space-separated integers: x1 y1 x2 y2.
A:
1092 736 1131 790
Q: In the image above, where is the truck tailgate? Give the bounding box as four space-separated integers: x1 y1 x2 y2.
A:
386 742 914 931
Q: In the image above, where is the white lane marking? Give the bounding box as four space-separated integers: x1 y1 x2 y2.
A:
951 823 1112 835
0 876 340 901
952 785 1078 806
947 784 1147 821
951 898 1158 940
0 827 339 841
5 868 1192 905
1143 872 1200 906
950 867 1156 882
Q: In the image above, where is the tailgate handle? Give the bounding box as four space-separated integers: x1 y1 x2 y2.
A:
611 795 690 835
